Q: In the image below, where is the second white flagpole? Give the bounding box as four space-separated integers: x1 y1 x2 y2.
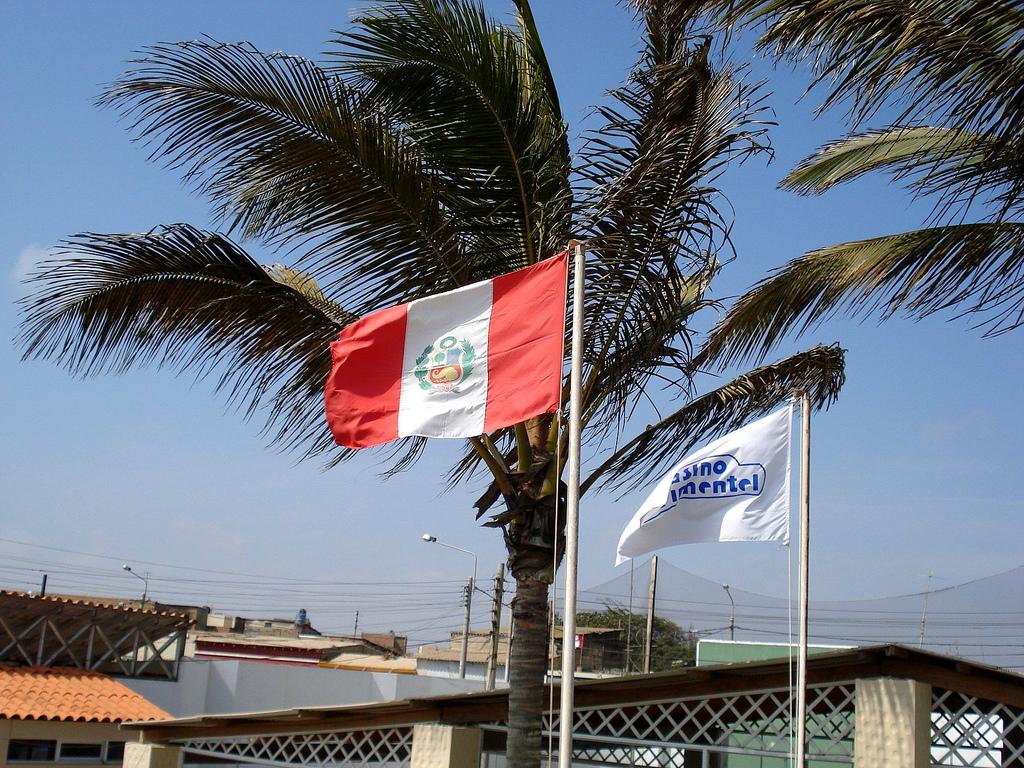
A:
795 391 811 768
557 242 585 768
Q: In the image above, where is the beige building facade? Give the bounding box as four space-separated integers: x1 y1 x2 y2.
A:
0 719 132 768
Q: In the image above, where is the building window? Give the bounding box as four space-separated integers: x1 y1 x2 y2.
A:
8 740 57 762
104 743 125 763
58 743 103 762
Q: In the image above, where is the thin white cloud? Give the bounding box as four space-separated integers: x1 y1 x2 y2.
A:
9 244 56 289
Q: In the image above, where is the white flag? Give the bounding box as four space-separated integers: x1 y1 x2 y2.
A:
616 405 794 565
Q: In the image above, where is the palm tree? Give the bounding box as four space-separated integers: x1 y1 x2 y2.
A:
17 2 845 766
686 0 1024 368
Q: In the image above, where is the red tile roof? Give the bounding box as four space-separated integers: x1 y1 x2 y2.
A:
0 666 169 723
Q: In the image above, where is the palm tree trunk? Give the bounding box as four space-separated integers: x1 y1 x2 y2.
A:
506 576 550 768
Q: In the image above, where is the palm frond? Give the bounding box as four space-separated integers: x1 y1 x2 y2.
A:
580 260 721 443
574 5 771 437
17 225 355 462
447 428 517 486
679 0 1024 219
698 222 1024 370
101 39 466 311
582 344 845 493
720 0 1024 147
782 126 994 194
331 0 572 269
512 0 564 128
782 126 1024 222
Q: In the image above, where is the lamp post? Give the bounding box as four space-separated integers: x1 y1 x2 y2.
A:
421 534 477 679
121 564 149 605
723 583 735 641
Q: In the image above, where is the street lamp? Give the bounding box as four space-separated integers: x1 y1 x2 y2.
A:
121 563 150 676
121 564 149 605
723 583 735 641
421 534 477 678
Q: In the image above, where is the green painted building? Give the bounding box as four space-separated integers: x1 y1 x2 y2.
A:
695 640 855 766
696 639 852 667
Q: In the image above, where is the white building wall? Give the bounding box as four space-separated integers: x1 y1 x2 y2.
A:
123 659 489 718
414 659 507 683
124 660 211 718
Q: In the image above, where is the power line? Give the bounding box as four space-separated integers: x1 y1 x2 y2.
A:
0 536 462 585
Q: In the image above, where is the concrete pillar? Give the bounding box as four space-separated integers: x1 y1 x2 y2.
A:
854 678 931 768
411 724 482 768
0 719 12 768
123 743 182 768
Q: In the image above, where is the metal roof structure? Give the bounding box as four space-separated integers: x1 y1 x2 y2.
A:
0 590 192 679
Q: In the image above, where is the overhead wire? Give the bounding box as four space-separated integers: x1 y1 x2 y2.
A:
3 539 1021 667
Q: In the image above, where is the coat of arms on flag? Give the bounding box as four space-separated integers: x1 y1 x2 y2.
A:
415 335 476 392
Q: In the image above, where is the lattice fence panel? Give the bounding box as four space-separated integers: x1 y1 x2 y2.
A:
932 689 1024 768
567 743 688 768
482 683 855 764
178 726 414 768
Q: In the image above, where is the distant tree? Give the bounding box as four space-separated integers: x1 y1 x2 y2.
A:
576 605 697 672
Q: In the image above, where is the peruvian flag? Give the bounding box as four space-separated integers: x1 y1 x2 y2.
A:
325 252 568 448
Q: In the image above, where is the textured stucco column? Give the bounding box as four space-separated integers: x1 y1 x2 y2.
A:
411 724 482 768
0 719 12 768
854 678 931 768
123 742 183 768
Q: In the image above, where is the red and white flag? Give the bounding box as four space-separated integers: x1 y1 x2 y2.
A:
325 252 568 448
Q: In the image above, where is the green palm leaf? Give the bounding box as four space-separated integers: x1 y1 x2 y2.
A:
18 225 354 461
582 344 845 493
699 222 1024 370
780 125 1024 223
332 0 572 268
101 40 467 310
678 0 1024 219
717 0 1024 147
782 127 995 194
574 6 771 437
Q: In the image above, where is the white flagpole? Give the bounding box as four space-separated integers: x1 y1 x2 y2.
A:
795 391 811 768
557 242 585 768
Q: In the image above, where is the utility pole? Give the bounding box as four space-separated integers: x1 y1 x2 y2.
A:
459 577 474 679
919 570 934 647
39 573 47 597
485 563 505 690
504 615 514 682
353 611 359 637
643 555 658 674
625 559 635 672
723 584 735 641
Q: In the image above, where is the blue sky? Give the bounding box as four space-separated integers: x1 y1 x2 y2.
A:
2 1 1021 642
